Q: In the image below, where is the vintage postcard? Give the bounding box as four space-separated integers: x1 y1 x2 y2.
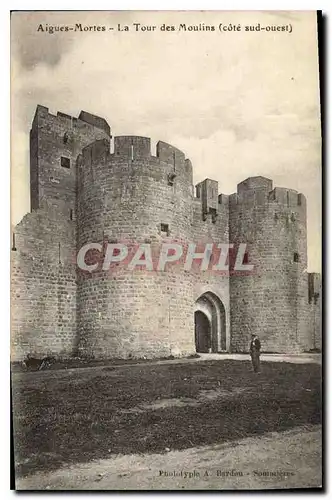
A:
11 10 322 490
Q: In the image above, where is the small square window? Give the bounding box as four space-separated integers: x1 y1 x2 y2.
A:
160 223 170 235
294 252 299 263
61 156 70 169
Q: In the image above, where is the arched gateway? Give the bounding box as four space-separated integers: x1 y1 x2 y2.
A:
194 292 227 353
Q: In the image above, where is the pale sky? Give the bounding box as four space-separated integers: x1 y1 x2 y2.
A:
11 11 321 271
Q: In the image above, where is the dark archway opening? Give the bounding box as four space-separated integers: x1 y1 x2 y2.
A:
194 292 227 352
195 311 211 353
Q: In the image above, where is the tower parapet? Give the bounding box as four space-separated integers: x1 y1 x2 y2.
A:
78 110 111 136
234 176 273 206
238 175 273 193
111 136 190 173
269 187 307 209
157 141 185 167
114 136 151 158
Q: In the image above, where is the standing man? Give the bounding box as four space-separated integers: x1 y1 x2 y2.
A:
249 333 261 373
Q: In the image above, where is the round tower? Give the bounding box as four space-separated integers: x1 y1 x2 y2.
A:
229 176 308 353
76 136 195 359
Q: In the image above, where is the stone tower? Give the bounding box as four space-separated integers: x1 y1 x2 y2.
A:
29 105 110 215
10 105 319 361
76 137 196 358
11 106 110 360
229 176 309 352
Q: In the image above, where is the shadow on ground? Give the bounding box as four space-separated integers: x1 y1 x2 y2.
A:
11 360 321 478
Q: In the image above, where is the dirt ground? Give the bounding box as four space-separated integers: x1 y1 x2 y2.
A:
16 424 322 490
12 356 322 490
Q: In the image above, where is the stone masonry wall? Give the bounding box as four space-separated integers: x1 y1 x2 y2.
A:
11 203 77 361
192 187 230 350
308 273 322 351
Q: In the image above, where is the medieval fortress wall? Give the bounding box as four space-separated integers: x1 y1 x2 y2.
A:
11 106 321 361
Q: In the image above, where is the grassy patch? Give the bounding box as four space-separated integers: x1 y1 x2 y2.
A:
12 360 321 477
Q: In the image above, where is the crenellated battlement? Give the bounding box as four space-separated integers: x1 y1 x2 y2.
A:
78 111 110 136
228 176 306 211
268 187 306 208
79 135 192 175
233 176 273 206
113 136 188 168
157 141 185 167
114 136 151 158
33 104 111 136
